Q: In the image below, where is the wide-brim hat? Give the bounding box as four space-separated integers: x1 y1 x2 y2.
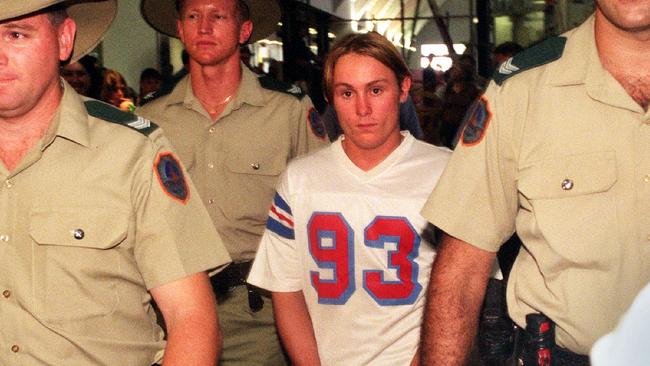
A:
140 0 280 43
1 0 117 62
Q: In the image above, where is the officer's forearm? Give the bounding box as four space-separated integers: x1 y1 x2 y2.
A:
151 272 220 366
421 233 495 365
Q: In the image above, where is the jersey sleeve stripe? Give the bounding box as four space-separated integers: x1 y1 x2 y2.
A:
266 191 295 239
266 216 295 239
273 192 293 215
270 205 294 227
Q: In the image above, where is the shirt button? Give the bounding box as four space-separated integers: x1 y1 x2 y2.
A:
2 290 10 298
561 178 574 191
0 235 8 242
208 199 215 204
209 127 216 133
10 345 19 353
208 162 214 169
5 180 13 189
73 229 85 240
644 175 650 183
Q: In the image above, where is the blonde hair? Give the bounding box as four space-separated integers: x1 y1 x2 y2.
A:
323 31 411 102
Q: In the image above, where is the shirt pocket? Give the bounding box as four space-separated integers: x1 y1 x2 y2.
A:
222 147 287 222
29 207 128 326
518 151 618 264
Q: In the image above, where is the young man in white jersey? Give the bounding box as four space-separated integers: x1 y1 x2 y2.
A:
247 32 451 365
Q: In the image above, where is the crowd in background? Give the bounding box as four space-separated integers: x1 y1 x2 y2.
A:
61 40 523 149
61 55 163 112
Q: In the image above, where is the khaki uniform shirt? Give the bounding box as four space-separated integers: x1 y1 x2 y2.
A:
138 66 328 261
421 16 650 354
0 84 231 365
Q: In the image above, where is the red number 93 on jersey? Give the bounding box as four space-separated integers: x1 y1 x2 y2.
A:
308 212 422 306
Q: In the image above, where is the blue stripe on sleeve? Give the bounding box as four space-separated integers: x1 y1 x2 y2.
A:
266 217 295 240
273 192 292 215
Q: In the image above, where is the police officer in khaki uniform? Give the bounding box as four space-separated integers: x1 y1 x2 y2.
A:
137 0 328 364
0 1 231 364
419 2 650 365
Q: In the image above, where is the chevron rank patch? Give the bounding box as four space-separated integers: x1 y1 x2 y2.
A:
155 152 189 204
461 96 492 147
493 36 566 85
308 107 327 140
84 100 158 135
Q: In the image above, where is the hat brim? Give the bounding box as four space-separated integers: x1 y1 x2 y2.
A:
0 0 117 63
140 0 280 43
67 0 117 62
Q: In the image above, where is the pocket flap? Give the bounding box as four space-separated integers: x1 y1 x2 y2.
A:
519 151 617 199
224 148 285 176
29 207 128 249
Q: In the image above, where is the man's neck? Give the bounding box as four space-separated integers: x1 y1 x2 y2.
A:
0 81 62 171
190 57 242 119
342 132 404 172
595 10 650 110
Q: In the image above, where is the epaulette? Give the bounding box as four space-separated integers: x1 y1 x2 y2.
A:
258 74 306 100
84 100 159 136
493 36 567 86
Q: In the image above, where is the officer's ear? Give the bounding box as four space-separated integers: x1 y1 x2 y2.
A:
57 17 76 62
238 20 253 45
177 19 185 44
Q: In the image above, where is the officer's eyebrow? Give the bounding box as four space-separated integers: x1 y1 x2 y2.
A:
0 21 38 31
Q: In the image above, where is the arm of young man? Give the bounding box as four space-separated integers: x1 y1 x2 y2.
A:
150 271 220 366
421 233 496 366
272 291 321 366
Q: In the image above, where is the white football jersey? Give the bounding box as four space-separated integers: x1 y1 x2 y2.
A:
248 132 451 365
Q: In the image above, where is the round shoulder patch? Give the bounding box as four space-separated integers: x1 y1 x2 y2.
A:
154 152 189 204
308 107 327 140
461 96 492 147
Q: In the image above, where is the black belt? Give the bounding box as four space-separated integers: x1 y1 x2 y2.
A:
210 261 264 312
211 261 253 294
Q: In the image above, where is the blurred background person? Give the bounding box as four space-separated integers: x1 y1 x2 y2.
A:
438 54 481 148
100 69 135 111
137 68 162 105
61 55 102 99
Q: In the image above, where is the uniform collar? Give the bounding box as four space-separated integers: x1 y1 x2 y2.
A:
549 15 641 112
548 15 596 87
166 73 190 107
43 80 92 150
234 66 266 108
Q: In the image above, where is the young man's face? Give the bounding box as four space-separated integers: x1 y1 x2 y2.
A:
177 0 252 67
332 52 411 156
0 13 74 119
